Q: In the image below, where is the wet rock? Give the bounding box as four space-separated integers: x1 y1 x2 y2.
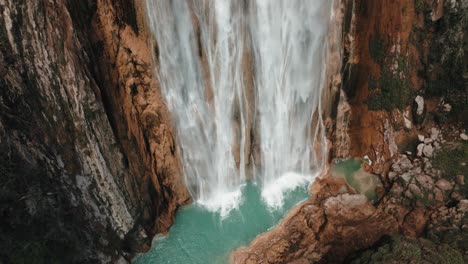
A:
231 177 398 264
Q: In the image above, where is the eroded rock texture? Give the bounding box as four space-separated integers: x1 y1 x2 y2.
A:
0 0 189 263
231 177 399 264
233 0 467 263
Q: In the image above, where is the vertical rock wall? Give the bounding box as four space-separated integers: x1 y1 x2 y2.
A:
0 0 189 262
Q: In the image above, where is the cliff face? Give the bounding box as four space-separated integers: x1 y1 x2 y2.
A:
336 0 467 170
233 0 467 263
0 0 189 263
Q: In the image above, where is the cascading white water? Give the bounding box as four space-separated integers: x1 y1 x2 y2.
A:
249 0 331 208
145 0 246 216
145 0 331 215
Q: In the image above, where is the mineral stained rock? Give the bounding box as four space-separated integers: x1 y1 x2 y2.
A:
0 0 189 262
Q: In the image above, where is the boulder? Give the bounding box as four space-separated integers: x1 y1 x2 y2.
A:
415 96 424 115
423 144 434 158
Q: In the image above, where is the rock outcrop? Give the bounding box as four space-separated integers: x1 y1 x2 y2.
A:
0 0 189 262
233 0 467 263
231 177 399 264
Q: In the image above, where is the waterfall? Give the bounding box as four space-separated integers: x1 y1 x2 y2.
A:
249 1 331 208
145 0 331 216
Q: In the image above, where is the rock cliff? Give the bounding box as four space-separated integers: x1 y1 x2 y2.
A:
0 0 189 263
232 0 467 263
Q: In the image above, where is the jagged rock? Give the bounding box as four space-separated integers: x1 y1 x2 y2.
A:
401 172 413 183
417 143 425 157
416 175 434 190
413 167 423 175
231 177 398 264
415 96 425 115
451 192 464 201
409 184 423 197
388 171 398 181
423 144 434 158
435 188 444 203
435 179 453 192
460 133 468 141
443 103 452 112
348 236 464 264
427 200 468 259
418 134 425 142
0 0 189 262
430 128 440 141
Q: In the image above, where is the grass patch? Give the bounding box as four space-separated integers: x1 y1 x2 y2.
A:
415 0 425 13
369 34 386 64
366 59 412 111
432 142 468 179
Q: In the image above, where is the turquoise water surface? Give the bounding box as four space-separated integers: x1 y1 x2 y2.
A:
133 182 309 264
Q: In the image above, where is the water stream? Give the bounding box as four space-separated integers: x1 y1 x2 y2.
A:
142 0 333 262
146 0 331 215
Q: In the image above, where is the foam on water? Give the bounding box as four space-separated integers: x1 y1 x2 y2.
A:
197 187 244 219
261 172 315 210
133 182 310 264
145 0 332 215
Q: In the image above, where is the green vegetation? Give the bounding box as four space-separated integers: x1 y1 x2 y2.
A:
415 0 425 13
432 142 468 197
83 104 97 120
366 31 412 112
9 241 63 264
426 51 468 120
369 34 386 64
432 142 468 179
366 58 412 111
349 236 464 264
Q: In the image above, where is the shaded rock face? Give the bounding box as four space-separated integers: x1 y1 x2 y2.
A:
0 0 189 263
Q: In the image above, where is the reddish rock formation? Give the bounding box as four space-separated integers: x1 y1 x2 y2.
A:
232 0 467 262
231 177 399 264
91 0 190 234
0 0 189 262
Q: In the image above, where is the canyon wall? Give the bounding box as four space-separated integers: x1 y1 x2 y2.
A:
0 0 189 263
232 0 467 263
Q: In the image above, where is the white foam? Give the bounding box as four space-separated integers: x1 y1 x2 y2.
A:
261 172 314 210
196 188 243 219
